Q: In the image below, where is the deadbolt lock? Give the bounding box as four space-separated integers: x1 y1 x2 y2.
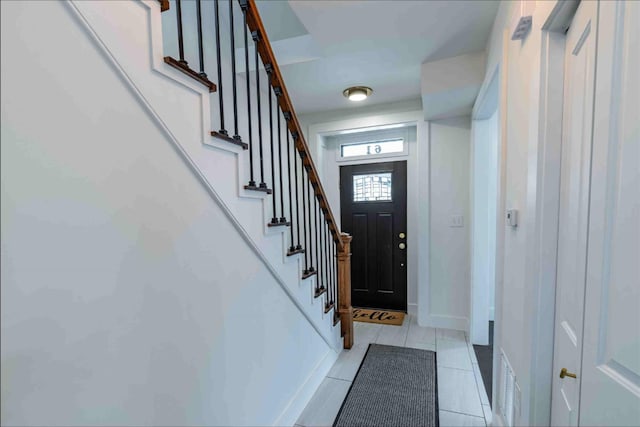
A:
559 368 577 379
399 243 406 250
399 232 406 239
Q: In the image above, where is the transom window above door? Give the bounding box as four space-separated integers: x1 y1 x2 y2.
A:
353 173 392 202
340 139 404 159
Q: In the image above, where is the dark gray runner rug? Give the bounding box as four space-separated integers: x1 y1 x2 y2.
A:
333 344 439 427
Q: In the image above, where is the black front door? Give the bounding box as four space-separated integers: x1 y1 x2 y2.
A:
340 161 407 311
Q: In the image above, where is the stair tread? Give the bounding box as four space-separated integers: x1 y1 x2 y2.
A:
211 131 248 150
287 247 305 257
267 220 291 228
301 269 317 280
164 56 216 93
244 184 273 195
324 301 335 314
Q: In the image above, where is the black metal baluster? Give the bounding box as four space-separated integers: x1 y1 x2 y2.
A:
286 121 295 251
292 131 302 251
229 0 241 141
253 31 267 190
277 101 286 223
241 1 255 187
175 0 188 66
318 203 325 297
324 222 330 311
267 70 278 224
307 178 315 273
332 237 338 322
315 199 322 294
213 0 226 135
332 235 337 311
301 160 309 274
331 227 335 307
315 198 323 294
329 227 335 309
196 0 207 77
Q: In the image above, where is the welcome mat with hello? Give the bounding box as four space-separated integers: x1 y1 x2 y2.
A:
353 308 405 326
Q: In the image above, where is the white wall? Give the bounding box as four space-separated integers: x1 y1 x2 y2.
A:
0 1 334 425
428 117 471 329
478 1 596 425
487 110 497 322
299 98 423 142
470 108 498 345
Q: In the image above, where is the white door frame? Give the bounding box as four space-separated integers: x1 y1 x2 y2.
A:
307 111 428 322
525 2 581 425
469 27 509 421
470 54 501 347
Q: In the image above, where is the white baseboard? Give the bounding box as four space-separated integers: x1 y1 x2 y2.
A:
407 303 418 316
426 314 469 331
273 349 339 427
492 410 506 427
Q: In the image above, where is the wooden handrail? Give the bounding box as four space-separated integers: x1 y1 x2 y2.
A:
244 0 345 252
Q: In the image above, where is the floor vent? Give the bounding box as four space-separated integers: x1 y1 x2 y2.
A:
498 349 518 426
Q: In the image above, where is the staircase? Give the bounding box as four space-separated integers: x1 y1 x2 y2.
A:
0 0 354 424
157 0 354 349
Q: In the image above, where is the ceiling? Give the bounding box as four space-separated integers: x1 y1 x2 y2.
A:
256 0 500 115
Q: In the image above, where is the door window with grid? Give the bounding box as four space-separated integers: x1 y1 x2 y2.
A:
352 173 392 202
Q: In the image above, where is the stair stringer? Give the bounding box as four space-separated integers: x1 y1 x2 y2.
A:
67 0 341 351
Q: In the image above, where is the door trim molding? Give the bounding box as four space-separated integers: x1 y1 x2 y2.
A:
527 2 582 425
307 111 430 324
427 314 469 331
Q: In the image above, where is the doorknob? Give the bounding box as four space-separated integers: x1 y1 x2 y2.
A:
559 368 577 379
399 243 406 250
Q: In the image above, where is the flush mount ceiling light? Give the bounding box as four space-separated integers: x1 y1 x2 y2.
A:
343 86 372 102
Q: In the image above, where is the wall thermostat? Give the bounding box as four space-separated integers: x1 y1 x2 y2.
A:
506 209 518 227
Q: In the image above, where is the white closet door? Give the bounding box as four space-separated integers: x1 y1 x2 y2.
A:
550 1 598 425
579 1 640 425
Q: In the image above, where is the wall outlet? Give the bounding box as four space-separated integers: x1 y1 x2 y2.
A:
450 214 464 227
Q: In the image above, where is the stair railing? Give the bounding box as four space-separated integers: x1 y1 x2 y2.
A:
159 0 353 349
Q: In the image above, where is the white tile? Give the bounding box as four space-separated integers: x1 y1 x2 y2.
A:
437 366 485 417
406 317 436 346
404 340 436 351
437 339 473 371
327 344 369 381
352 321 382 345
482 405 493 425
439 410 486 427
437 328 467 343
296 377 351 427
375 323 409 347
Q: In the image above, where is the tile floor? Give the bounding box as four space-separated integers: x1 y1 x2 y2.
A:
295 315 492 427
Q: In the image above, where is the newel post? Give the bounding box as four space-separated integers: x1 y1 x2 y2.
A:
337 232 353 349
